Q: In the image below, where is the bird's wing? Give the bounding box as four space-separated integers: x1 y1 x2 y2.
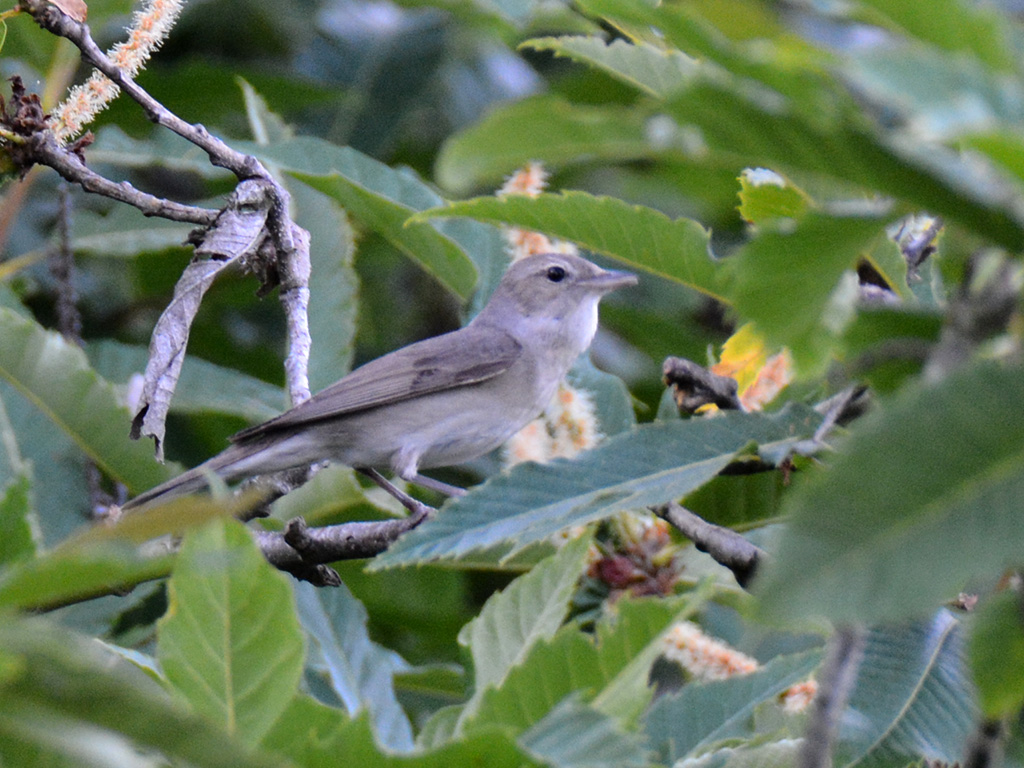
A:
230 326 522 441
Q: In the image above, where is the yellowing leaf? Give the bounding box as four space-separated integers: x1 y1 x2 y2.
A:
711 324 793 412
711 324 768 395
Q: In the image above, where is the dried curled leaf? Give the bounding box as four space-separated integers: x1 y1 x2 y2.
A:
50 0 87 22
131 181 274 459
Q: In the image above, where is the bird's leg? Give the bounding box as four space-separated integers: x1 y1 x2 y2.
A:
357 468 433 516
410 473 467 497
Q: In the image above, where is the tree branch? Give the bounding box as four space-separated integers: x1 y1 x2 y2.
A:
662 357 743 413
28 130 219 224
798 625 866 768
653 502 764 588
17 0 314 414
256 509 432 585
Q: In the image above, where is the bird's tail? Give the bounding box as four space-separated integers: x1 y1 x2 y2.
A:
121 443 256 512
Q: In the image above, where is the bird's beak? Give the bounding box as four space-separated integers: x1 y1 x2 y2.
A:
584 268 638 293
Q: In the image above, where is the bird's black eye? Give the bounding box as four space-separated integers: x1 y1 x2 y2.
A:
546 266 566 282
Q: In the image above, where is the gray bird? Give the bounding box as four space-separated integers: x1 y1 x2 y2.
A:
123 252 637 510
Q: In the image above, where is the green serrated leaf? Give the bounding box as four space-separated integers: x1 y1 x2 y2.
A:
88 125 231 177
643 649 823 764
435 95 655 194
755 363 1024 625
962 131 1024 187
459 534 593 707
736 169 813 225
969 590 1024 718
836 611 977 768
591 590 711 723
295 581 414 751
521 36 698 98
373 406 819 568
263 695 536 767
663 81 1024 251
842 45 1023 142
0 619 284 768
158 519 305 746
233 137 478 299
414 191 723 299
67 205 195 258
519 694 651 768
726 214 884 372
0 309 176 494
465 595 699 737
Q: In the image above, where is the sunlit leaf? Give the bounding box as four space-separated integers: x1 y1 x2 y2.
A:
158 520 305 746
736 169 813 225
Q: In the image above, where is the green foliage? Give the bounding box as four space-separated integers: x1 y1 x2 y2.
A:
0 309 177 494
644 649 823 764
970 590 1024 718
158 520 305 745
755 363 1024 625
3 0 1024 765
375 407 818 567
836 611 977 768
415 191 722 298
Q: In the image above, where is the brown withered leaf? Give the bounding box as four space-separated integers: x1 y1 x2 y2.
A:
131 180 272 459
50 0 87 22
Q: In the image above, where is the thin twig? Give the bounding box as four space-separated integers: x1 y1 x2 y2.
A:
28 131 219 224
653 502 764 588
19 1 313 406
49 184 82 344
798 625 866 768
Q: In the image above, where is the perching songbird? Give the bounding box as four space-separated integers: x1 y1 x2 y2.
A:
123 252 637 510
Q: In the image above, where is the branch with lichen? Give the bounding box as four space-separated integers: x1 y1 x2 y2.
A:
15 0 313 409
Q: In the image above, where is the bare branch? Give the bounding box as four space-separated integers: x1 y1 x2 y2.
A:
662 357 742 414
24 130 219 224
653 502 764 588
255 508 432 584
21 0 262 179
16 3 314 416
798 625 866 768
